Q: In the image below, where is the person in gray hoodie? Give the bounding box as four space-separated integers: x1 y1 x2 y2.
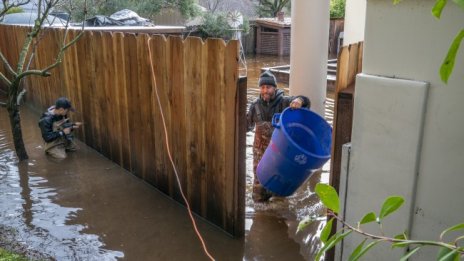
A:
247 70 310 202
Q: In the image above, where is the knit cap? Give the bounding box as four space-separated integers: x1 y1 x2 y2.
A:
258 70 277 87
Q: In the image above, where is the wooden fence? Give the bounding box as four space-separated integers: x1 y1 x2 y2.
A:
327 42 363 261
329 42 363 193
0 25 246 237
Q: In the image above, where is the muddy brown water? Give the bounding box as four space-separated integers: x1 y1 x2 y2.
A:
0 54 332 260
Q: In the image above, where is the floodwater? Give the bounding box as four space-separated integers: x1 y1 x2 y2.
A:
0 54 333 260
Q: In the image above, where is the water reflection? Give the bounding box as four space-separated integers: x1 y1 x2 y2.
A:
0 115 123 260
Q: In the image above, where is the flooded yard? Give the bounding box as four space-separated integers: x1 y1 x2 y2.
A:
0 54 333 260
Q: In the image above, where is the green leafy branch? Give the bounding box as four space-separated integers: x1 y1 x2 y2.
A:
298 183 464 261
393 0 464 84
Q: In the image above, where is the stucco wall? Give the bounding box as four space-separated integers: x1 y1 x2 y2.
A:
343 0 366 45
341 0 464 260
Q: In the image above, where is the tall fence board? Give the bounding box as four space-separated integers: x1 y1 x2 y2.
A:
327 42 363 261
0 25 246 237
330 42 363 192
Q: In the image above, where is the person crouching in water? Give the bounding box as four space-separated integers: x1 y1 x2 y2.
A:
38 97 82 159
247 71 310 202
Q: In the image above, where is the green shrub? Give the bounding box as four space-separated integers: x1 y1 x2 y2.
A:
6 7 24 14
197 13 233 39
0 248 28 261
330 0 345 19
197 12 250 39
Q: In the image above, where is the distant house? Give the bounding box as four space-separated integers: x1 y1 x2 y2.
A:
255 17 291 56
254 16 344 57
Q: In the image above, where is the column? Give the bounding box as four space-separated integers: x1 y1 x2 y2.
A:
289 0 330 116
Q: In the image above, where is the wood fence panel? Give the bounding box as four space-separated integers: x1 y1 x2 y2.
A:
330 42 363 192
137 34 155 181
224 40 239 233
112 33 129 169
51 29 65 101
235 76 247 237
150 35 172 195
76 31 95 146
0 25 245 237
357 43 364 74
184 37 207 215
102 32 118 162
97 32 112 157
327 42 363 261
66 30 85 141
124 33 141 176
90 32 103 152
169 36 187 202
205 38 226 227
32 29 52 109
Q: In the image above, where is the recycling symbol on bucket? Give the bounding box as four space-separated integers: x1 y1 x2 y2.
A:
294 154 307 165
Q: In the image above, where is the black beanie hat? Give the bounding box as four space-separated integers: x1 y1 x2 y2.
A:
258 70 277 87
55 97 75 111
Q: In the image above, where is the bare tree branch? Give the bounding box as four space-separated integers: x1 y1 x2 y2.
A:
17 69 51 78
18 2 86 82
0 0 32 17
0 72 11 86
16 0 57 74
0 51 17 76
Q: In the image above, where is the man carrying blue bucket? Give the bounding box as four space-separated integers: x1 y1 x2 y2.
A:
247 70 310 202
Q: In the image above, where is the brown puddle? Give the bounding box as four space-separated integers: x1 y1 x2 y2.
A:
0 54 331 260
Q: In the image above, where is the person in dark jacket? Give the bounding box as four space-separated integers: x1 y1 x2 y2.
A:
38 97 82 159
247 70 310 202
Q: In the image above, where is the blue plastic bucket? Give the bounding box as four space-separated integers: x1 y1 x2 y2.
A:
256 108 332 196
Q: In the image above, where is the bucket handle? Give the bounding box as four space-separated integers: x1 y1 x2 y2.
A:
272 113 281 128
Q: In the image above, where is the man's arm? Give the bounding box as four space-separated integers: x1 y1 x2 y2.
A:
246 102 256 132
38 116 64 142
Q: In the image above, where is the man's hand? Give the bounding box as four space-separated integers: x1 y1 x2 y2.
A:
290 97 303 109
73 122 83 129
63 127 72 135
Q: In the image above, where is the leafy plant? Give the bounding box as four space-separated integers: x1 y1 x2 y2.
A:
5 7 24 14
0 248 28 261
256 0 290 18
298 183 464 261
394 0 464 84
197 12 233 39
197 12 250 39
330 0 345 19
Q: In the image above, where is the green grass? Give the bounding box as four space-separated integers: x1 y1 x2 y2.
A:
0 248 28 261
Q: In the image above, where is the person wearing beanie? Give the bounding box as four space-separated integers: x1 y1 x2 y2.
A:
246 70 311 202
38 97 82 159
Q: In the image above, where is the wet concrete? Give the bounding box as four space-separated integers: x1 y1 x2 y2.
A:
0 54 332 260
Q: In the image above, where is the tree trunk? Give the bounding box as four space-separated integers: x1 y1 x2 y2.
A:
7 83 28 160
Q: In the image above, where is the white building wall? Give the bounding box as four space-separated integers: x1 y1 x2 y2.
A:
340 0 464 260
343 0 367 45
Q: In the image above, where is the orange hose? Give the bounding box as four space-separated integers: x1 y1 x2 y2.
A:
147 38 215 261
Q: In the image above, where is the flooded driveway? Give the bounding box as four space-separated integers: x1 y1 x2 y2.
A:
0 55 332 260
